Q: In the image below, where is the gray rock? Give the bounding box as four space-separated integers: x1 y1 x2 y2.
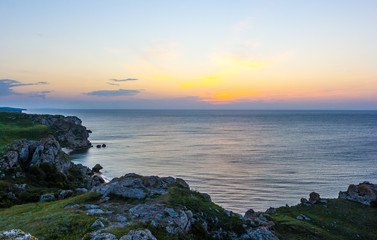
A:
64 204 80 209
296 214 311 221
91 173 106 187
0 229 38 240
176 178 190 189
30 136 71 174
7 192 17 200
91 233 117 240
75 187 88 193
92 164 103 173
265 207 277 214
59 190 73 200
91 219 105 228
115 214 128 223
309 192 320 204
85 204 100 209
119 229 157 240
86 209 105 215
338 182 377 205
40 193 55 202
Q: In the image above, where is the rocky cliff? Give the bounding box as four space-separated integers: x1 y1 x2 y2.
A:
28 114 92 150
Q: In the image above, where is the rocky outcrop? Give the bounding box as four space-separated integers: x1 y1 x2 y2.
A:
0 136 71 174
0 229 38 240
93 174 189 199
29 114 92 150
338 182 377 206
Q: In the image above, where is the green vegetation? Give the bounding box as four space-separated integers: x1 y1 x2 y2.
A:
271 199 377 240
0 112 50 148
0 163 89 208
0 192 100 240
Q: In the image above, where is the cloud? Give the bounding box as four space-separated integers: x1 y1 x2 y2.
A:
109 78 138 82
107 82 120 86
30 91 52 99
85 89 142 97
0 79 48 96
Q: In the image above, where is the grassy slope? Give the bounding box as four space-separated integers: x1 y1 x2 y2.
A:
0 192 100 240
0 112 50 148
271 199 377 240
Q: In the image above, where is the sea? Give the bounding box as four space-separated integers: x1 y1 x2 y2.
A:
27 110 377 213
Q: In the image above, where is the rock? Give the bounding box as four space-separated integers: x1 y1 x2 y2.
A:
115 214 128 223
0 229 38 240
265 207 277 214
296 214 311 221
200 193 211 201
175 178 190 189
245 226 279 240
102 144 106 148
91 233 117 240
30 136 71 174
244 209 256 219
75 187 89 193
64 204 80 209
86 209 105 215
300 198 308 204
85 204 100 209
59 190 73 200
7 192 17 200
33 114 92 150
92 164 103 173
75 163 93 176
96 145 101 148
91 219 105 228
40 193 55 202
93 174 176 199
339 182 377 205
90 173 106 187
119 229 157 240
309 192 320 204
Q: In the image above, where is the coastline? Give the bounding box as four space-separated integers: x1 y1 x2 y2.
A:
0 112 376 240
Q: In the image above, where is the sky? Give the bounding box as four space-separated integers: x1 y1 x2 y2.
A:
1 0 377 109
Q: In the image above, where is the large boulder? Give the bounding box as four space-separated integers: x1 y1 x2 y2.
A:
339 182 377 205
93 174 190 199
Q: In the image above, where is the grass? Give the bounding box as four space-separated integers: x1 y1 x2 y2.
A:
0 192 101 240
271 199 377 240
166 186 247 239
0 112 50 148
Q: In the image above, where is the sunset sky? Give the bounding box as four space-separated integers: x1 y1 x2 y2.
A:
1 1 377 109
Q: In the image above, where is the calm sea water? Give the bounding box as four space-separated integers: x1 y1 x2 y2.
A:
28 110 377 213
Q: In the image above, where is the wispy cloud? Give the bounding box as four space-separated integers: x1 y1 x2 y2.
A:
109 78 138 82
30 91 52 99
107 82 120 86
0 79 48 96
85 89 142 97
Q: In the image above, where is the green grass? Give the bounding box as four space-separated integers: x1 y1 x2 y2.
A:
0 112 50 148
166 186 247 239
0 192 101 240
271 199 377 240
